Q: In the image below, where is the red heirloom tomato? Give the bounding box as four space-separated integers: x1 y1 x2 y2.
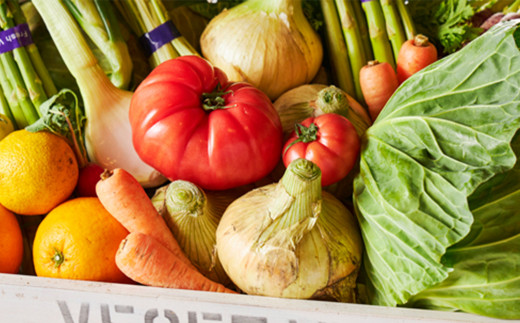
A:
282 113 360 187
129 56 283 190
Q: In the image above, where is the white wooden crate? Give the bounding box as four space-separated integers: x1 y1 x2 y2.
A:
0 273 511 323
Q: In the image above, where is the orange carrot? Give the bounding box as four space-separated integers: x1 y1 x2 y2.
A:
359 60 399 121
116 232 236 293
396 34 438 84
96 168 193 268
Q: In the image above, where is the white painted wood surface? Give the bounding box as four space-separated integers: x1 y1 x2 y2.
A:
0 273 510 323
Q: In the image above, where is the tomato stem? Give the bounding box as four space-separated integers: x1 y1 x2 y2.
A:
284 122 319 154
201 86 232 111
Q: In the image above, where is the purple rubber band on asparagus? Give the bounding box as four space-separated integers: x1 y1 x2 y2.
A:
139 20 181 57
0 23 34 54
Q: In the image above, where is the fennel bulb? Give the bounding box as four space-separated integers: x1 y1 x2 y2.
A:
200 0 323 100
33 0 165 188
216 158 363 302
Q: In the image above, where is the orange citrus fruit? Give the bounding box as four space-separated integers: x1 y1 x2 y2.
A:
0 204 24 274
32 197 130 283
0 129 79 215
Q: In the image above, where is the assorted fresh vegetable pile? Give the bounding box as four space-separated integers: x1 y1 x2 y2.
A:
0 0 519 321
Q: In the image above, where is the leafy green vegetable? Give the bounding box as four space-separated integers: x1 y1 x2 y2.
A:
407 134 520 318
353 20 520 317
408 0 482 54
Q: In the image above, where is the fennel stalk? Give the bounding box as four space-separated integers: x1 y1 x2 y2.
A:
32 0 165 188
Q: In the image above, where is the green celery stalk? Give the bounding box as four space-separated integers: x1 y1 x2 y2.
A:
319 0 355 97
63 0 133 90
335 0 367 103
380 0 406 61
362 0 395 69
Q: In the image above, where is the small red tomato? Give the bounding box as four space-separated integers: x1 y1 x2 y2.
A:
282 114 360 186
75 163 104 197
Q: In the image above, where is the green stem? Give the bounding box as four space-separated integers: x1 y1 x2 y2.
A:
52 248 65 268
0 58 25 128
380 0 406 62
63 0 133 89
114 0 199 68
505 0 520 12
0 52 38 126
284 122 319 154
362 0 395 69
352 0 373 61
256 158 322 250
150 0 197 57
319 0 355 96
0 83 13 125
201 89 231 111
7 0 57 97
0 1 43 119
396 0 416 40
165 180 206 220
335 0 367 103
158 180 232 285
314 85 351 116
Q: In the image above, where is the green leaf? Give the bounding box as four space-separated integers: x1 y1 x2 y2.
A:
353 20 520 310
26 89 87 167
406 136 520 318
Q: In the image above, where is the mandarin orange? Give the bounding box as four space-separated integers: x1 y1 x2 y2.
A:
0 204 24 274
32 197 131 283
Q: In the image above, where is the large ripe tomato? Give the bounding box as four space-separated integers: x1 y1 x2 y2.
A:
129 56 283 190
282 113 360 187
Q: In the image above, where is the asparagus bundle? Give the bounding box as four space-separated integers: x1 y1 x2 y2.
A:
0 0 57 129
320 0 416 103
114 0 199 68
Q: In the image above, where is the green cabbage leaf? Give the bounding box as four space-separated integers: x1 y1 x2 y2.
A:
353 19 520 318
406 135 520 319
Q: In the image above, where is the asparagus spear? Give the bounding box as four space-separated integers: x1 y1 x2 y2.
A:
335 0 367 103
0 57 29 128
319 0 355 97
0 79 13 125
380 0 406 61
396 0 416 40
7 0 57 97
0 0 45 118
361 0 395 69
63 0 133 89
352 0 373 61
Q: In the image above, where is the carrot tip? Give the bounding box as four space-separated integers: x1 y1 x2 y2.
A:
100 169 114 181
367 60 380 67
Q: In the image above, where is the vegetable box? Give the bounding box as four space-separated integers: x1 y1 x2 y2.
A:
0 273 507 323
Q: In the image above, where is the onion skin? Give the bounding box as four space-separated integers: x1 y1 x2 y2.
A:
274 84 372 139
200 0 323 100
215 159 363 302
